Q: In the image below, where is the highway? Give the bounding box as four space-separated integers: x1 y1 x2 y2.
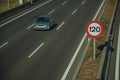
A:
0 0 103 80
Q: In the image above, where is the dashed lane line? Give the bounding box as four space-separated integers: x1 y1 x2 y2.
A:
0 42 8 49
26 24 34 30
48 9 55 14
28 42 44 58
72 9 78 15
62 1 68 5
56 21 65 30
81 0 86 5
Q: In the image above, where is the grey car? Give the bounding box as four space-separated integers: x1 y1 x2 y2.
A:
34 15 54 30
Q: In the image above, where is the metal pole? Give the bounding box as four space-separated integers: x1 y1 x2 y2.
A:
31 0 33 5
7 0 10 10
93 38 96 60
19 0 24 5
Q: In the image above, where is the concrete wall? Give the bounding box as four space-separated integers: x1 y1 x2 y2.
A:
25 0 31 2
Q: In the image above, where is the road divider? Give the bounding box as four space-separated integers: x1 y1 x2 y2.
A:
28 42 44 58
0 42 8 49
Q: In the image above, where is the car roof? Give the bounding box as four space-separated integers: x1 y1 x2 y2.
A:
38 15 51 18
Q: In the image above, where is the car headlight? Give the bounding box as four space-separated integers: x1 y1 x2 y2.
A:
46 25 50 28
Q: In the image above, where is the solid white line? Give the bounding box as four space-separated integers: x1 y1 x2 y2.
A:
62 1 68 5
61 33 87 80
26 23 34 30
81 0 86 5
28 42 44 58
115 25 120 80
92 0 105 21
0 0 52 28
0 42 8 49
56 21 65 30
72 9 78 15
61 0 106 79
48 9 55 14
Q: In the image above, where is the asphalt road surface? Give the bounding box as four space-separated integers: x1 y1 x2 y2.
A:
0 0 103 80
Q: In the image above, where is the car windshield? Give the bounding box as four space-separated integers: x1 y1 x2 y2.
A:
37 17 49 22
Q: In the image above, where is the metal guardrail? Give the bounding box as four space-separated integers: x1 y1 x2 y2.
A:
0 0 44 21
97 0 120 80
115 16 120 80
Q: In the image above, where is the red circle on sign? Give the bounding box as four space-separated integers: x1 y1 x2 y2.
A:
86 21 104 38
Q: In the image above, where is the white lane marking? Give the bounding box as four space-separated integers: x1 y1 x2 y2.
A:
92 0 105 21
81 0 86 5
115 24 120 80
62 1 68 5
0 0 52 28
26 23 34 30
72 9 78 15
0 42 8 49
61 0 106 79
56 21 65 30
61 33 87 80
48 9 55 14
28 42 44 58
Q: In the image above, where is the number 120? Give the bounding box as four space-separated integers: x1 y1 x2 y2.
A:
89 26 100 32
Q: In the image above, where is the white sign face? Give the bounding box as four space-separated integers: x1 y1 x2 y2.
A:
86 21 104 38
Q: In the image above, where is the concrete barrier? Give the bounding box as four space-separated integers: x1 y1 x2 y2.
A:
0 0 44 21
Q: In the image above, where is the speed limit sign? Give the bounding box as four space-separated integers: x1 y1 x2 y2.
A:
86 21 104 38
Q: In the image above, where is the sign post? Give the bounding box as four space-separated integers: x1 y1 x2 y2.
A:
31 0 33 5
86 21 104 60
19 0 24 5
93 38 96 60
